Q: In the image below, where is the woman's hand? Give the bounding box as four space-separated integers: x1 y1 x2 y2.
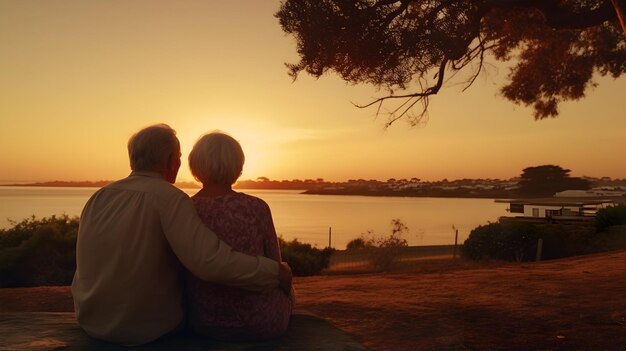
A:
278 262 293 295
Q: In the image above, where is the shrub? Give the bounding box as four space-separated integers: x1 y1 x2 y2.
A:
0 215 78 287
351 219 409 271
535 223 596 259
596 205 626 232
345 237 367 250
278 237 334 276
462 217 626 262
462 220 539 262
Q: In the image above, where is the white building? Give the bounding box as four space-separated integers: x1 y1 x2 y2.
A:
497 196 625 220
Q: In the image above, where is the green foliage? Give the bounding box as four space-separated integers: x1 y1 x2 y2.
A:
462 220 539 262
278 237 334 276
596 205 626 232
0 215 78 287
0 214 337 286
352 219 409 271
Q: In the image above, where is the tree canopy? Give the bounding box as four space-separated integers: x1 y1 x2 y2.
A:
276 0 626 125
518 165 591 197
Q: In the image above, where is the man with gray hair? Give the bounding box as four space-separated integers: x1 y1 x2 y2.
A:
72 124 292 345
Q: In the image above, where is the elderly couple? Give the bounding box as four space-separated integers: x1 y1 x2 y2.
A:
71 124 294 345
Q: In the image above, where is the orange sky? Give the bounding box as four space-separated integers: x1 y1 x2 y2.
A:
1 1 625 184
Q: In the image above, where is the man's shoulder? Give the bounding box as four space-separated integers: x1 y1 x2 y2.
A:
103 174 188 200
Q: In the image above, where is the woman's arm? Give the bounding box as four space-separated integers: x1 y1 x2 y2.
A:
259 198 295 300
258 201 282 262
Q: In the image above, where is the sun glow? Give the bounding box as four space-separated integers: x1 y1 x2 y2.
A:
0 1 625 185
175 117 287 183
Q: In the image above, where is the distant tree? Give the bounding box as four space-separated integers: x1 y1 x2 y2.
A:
256 176 270 182
518 165 591 197
276 0 626 125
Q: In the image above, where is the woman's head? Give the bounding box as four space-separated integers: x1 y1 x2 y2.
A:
188 131 245 186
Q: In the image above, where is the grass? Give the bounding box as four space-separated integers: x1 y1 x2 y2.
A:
3 250 625 350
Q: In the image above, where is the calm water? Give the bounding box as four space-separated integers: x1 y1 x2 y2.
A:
0 186 508 248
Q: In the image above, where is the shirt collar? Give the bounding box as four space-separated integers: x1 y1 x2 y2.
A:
129 170 165 180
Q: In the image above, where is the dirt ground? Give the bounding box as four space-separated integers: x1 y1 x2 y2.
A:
1 251 625 350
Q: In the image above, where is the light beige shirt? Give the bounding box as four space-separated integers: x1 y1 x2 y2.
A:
71 171 279 345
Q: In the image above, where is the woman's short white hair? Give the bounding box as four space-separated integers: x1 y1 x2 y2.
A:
127 124 179 172
189 131 245 185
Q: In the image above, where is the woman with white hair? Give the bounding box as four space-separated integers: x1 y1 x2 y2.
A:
185 131 293 340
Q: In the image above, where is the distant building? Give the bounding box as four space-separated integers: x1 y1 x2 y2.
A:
555 189 626 197
497 194 625 220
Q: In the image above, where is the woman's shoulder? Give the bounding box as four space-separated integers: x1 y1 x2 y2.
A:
234 192 271 210
190 192 271 215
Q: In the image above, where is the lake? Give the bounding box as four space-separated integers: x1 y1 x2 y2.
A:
0 186 509 248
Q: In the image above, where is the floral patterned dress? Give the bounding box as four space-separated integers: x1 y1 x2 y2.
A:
185 192 292 340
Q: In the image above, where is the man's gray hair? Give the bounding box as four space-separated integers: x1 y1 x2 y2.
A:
188 131 245 185
128 124 180 172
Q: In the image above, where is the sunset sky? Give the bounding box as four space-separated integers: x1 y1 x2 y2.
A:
1 1 625 184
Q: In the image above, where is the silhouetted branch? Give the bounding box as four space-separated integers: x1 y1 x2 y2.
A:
611 0 626 34
462 36 487 92
381 0 411 28
356 59 448 126
277 0 625 123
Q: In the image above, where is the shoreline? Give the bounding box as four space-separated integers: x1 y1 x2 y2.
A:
302 188 516 199
1 183 517 199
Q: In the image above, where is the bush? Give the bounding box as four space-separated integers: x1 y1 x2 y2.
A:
534 223 596 259
278 237 334 276
0 215 335 285
463 217 626 262
345 237 367 250
0 215 78 287
596 205 626 232
350 219 409 271
462 220 539 262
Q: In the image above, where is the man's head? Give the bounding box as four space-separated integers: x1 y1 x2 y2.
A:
127 124 181 183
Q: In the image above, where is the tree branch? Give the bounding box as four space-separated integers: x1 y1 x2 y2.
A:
611 0 626 34
356 59 449 126
381 0 411 28
373 0 403 9
461 36 486 92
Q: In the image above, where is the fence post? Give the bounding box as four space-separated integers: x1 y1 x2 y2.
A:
328 227 332 249
535 238 543 262
453 229 458 259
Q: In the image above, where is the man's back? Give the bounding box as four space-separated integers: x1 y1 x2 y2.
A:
72 172 190 344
